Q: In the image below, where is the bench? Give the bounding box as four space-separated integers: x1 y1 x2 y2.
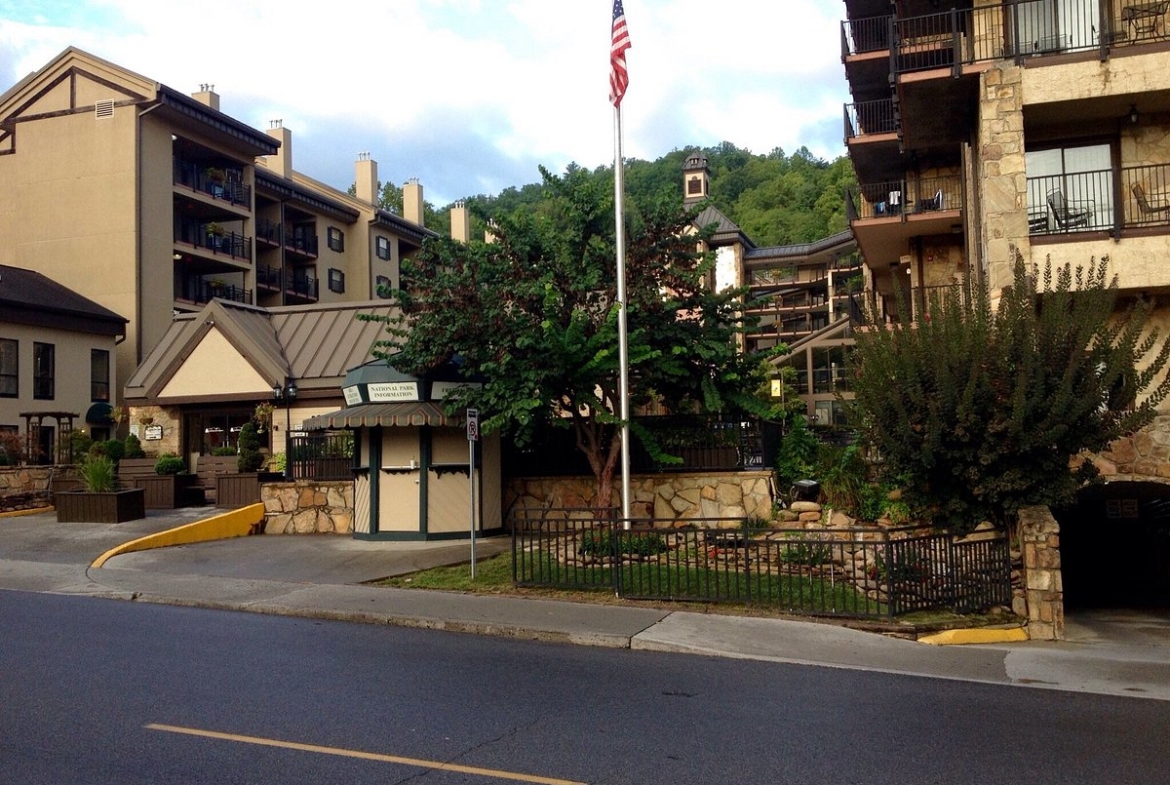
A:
116 458 158 489
192 454 239 505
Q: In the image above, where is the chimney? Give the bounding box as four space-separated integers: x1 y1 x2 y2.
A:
450 200 470 243
266 120 292 179
403 178 424 227
191 83 220 111
355 152 378 206
484 220 498 244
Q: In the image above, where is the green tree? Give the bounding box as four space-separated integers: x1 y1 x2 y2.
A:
369 166 767 509
850 254 1170 534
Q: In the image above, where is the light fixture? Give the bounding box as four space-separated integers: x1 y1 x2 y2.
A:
1129 104 1140 125
272 379 297 480
173 253 182 260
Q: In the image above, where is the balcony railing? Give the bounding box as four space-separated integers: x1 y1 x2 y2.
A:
174 220 252 261
175 275 251 305
172 158 250 207
286 227 319 258
255 264 319 301
1028 163 1170 237
846 174 962 222
844 1 1166 76
845 99 897 141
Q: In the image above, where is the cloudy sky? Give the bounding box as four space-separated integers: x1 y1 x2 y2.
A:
0 0 849 206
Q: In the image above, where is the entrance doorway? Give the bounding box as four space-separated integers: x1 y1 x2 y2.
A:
1054 482 1170 609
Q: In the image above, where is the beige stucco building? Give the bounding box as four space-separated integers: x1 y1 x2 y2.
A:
0 47 438 419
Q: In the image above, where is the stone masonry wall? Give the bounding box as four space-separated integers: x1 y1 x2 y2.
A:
261 480 354 534
505 471 775 522
1017 506 1064 641
0 466 55 512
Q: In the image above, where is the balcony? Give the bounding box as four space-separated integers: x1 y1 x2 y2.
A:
175 275 252 306
256 264 319 303
174 220 252 262
173 158 250 208
1027 163 1170 238
846 174 963 264
849 285 968 328
254 219 318 260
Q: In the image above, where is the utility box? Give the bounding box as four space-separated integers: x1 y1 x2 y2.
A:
791 479 820 501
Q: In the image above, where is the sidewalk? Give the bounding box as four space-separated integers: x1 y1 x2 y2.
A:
3 507 1169 701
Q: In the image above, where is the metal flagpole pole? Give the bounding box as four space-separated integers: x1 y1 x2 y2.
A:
614 106 632 529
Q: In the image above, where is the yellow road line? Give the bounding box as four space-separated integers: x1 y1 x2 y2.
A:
145 723 586 785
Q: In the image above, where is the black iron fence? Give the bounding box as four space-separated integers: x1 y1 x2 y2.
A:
846 174 961 221
511 511 1012 618
1028 163 1170 236
503 415 774 478
172 158 249 207
288 431 354 480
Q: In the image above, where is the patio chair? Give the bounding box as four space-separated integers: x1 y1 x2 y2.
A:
1132 183 1170 218
916 189 944 212
1047 189 1093 230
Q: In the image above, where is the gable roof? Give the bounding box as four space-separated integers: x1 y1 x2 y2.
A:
0 264 127 336
124 299 398 404
693 203 754 250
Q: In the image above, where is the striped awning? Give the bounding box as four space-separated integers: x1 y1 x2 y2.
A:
303 402 462 430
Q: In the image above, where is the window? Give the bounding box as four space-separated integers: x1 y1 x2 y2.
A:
1026 142 1112 232
91 349 110 402
375 275 392 298
33 342 54 400
0 339 16 398
328 268 346 293
327 226 345 252
375 235 391 260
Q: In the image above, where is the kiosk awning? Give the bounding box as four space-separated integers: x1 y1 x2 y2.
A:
303 402 462 430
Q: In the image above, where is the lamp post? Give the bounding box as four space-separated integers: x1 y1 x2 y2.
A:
272 378 297 480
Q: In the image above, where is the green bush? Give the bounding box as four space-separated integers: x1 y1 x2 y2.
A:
236 422 264 472
78 455 117 493
154 454 185 475
213 446 236 456
775 415 818 495
123 433 146 459
578 530 668 558
103 439 125 464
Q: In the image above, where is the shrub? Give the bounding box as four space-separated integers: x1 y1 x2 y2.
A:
103 439 125 464
213 446 236 457
236 422 264 472
154 454 185 475
775 415 819 495
0 431 25 466
123 433 146 459
78 455 117 492
578 530 668 558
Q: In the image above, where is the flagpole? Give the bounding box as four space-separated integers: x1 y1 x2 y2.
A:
613 105 632 527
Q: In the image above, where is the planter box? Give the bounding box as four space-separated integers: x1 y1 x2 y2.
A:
134 473 198 509
56 488 146 523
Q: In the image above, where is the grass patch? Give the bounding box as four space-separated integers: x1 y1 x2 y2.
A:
373 551 517 592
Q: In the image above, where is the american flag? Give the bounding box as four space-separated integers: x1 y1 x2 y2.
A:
609 0 631 107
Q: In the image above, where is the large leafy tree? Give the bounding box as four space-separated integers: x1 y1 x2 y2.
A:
850 254 1170 534
370 166 766 509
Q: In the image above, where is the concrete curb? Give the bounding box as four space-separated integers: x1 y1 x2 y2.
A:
0 507 55 519
90 504 265 568
917 626 1030 645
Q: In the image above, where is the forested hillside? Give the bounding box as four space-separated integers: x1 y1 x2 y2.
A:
370 142 855 248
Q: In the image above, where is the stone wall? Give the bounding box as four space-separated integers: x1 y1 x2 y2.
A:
978 63 1029 296
127 405 182 457
260 480 354 534
0 466 58 511
505 471 775 522
1017 506 1064 641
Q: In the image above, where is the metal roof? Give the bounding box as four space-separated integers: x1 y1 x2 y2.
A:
303 402 461 430
0 264 127 336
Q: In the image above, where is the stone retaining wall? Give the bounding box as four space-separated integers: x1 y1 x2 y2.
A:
506 471 775 522
1017 506 1064 641
260 480 354 534
0 466 58 512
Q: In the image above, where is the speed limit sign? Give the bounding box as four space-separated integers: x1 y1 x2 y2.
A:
466 408 479 442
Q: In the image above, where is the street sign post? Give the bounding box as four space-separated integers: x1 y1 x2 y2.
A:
467 408 479 579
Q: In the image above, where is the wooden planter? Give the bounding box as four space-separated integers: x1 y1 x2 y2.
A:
56 488 146 523
214 472 282 507
134 474 198 509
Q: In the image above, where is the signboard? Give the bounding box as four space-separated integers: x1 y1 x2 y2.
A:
143 424 164 441
431 380 481 401
343 385 363 406
466 408 479 442
367 381 420 402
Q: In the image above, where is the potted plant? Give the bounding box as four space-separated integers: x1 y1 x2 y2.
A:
56 455 145 523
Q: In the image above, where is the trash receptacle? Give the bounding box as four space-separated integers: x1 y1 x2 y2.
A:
791 479 820 501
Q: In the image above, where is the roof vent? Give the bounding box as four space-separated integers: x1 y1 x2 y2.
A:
95 99 114 119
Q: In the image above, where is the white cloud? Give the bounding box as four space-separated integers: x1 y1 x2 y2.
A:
0 0 850 204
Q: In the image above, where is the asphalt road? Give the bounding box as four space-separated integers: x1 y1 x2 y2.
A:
3 591 1169 785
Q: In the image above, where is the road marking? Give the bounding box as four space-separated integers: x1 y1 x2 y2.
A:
145 723 586 785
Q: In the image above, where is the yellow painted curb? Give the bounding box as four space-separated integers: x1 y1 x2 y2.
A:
90 503 265 569
918 627 1030 645
0 506 55 519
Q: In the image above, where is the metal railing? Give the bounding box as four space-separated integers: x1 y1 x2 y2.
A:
172 158 250 207
287 432 354 480
844 1 1163 76
1028 163 1170 236
175 275 251 305
174 219 252 261
503 415 772 478
255 264 319 300
511 512 1012 618
847 174 962 221
844 99 897 141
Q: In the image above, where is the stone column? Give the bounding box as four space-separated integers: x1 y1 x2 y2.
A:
1017 506 1064 640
